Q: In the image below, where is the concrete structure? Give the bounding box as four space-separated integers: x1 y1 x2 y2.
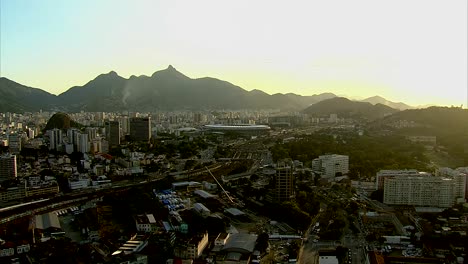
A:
436 167 467 201
35 212 61 230
130 117 151 142
376 169 420 190
67 128 80 150
215 233 230 246
119 116 130 136
112 235 148 256
174 232 209 259
85 127 98 141
77 133 89 153
203 124 270 135
319 255 338 264
68 176 91 190
7 133 21 154
273 161 294 201
135 214 157 233
194 189 216 199
221 233 257 255
106 120 121 147
48 128 63 151
406 135 437 145
383 172 466 208
0 154 17 182
193 203 210 217
312 154 349 179
455 167 468 199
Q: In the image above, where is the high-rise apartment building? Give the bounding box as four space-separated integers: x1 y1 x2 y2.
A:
375 169 421 190
86 127 98 141
130 117 151 142
77 133 89 153
383 172 466 208
8 133 21 154
436 167 466 200
67 128 81 152
273 161 294 202
106 121 120 147
0 154 17 182
48 128 63 151
27 128 35 139
119 117 130 137
312 154 349 179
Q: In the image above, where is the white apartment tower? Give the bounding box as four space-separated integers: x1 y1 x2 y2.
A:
312 154 349 179
436 167 466 201
85 127 98 141
77 133 89 153
383 171 466 208
48 129 63 151
376 169 421 190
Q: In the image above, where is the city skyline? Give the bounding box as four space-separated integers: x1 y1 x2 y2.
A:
1 0 467 107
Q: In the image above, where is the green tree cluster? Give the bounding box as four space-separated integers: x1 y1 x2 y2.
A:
270 133 430 178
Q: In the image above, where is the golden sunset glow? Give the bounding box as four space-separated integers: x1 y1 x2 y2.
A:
1 0 467 106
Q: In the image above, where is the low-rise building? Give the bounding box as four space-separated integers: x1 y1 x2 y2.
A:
135 214 158 233
174 231 209 259
193 203 210 217
112 235 148 256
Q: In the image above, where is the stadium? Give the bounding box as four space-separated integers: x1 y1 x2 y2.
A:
202 124 271 135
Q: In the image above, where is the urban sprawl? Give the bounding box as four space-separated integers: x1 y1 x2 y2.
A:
0 110 467 264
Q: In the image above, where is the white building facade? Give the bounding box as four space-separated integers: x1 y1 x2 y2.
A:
312 154 349 179
383 172 466 208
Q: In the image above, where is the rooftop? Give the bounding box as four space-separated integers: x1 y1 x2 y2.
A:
222 233 257 254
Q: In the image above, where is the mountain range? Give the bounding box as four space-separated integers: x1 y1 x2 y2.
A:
1 65 411 113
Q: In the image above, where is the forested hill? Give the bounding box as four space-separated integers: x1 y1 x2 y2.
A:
370 107 468 165
375 106 468 132
302 97 399 120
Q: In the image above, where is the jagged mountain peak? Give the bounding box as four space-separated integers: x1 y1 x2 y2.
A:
151 65 189 79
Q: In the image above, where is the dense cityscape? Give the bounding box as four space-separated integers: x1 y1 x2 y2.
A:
1 1 467 264
0 107 467 264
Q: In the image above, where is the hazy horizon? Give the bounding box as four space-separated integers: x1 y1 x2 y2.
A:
1 0 467 107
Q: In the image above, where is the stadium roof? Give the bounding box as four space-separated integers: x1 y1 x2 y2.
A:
203 124 270 131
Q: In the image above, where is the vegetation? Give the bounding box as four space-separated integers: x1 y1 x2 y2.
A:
44 112 83 131
302 97 398 120
374 107 468 164
271 133 430 179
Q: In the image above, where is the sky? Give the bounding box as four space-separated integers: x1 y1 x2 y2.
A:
1 0 467 107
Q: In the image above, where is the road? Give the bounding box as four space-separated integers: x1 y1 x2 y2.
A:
342 233 366 264
298 213 321 264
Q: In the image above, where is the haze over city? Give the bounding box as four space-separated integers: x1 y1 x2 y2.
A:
1 0 467 107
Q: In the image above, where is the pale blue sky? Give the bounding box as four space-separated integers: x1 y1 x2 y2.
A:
1 0 467 107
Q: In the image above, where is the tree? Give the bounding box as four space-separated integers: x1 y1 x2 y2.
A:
370 189 384 202
255 232 269 253
314 174 321 186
